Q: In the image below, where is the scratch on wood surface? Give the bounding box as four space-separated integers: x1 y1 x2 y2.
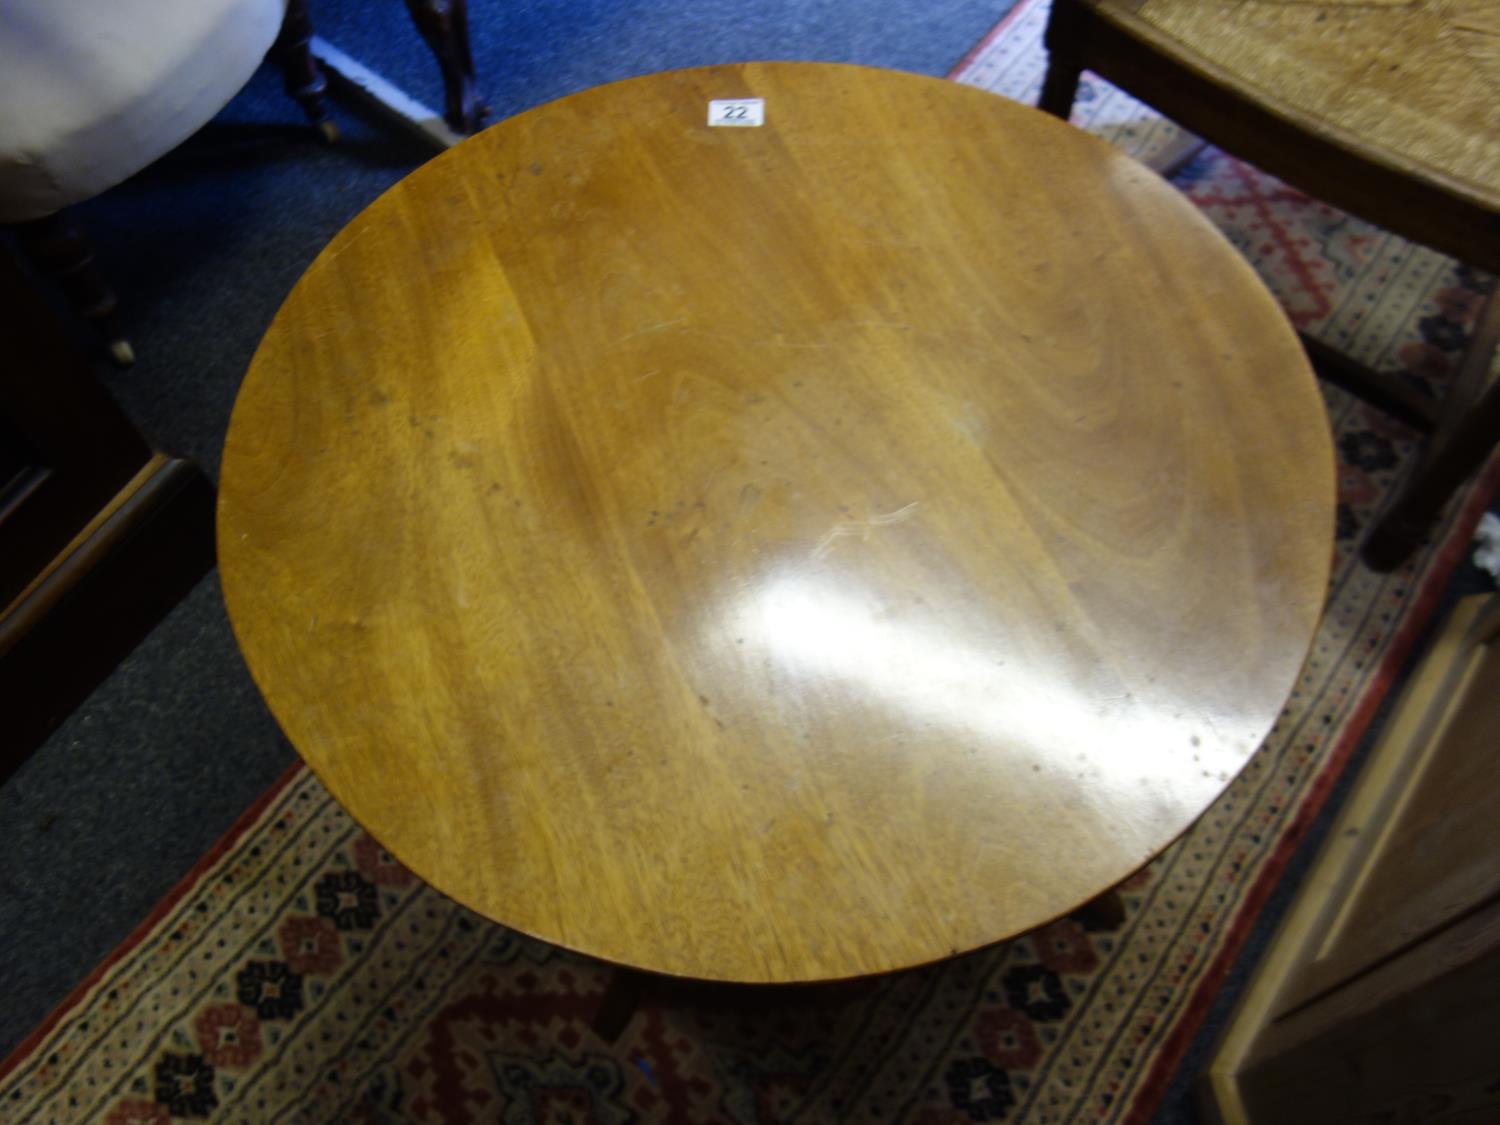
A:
848 320 914 332
812 501 921 559
321 225 370 266
619 319 686 342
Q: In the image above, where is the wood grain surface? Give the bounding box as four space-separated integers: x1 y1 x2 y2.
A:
218 62 1334 983
1089 0 1500 217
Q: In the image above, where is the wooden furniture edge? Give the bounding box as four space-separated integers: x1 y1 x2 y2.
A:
1056 1 1500 273
0 455 215 780
1194 593 1491 1125
1 454 167 623
1270 593 1498 1010
1091 2 1497 218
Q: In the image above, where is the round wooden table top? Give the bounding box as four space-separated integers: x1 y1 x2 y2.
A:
219 62 1334 984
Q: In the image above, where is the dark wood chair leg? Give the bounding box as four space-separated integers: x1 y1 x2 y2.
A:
1361 286 1500 571
272 0 338 142
1299 332 1441 434
1038 56 1084 120
1362 380 1500 570
12 211 133 367
402 0 488 134
1038 0 1089 119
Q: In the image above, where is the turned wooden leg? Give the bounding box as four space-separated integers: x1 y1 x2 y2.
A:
12 211 134 366
1361 287 1500 572
272 0 338 142
402 0 488 134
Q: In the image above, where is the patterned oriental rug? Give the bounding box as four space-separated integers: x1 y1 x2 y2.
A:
6 4 1498 1121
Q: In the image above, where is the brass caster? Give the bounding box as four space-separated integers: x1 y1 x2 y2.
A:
108 338 136 367
318 119 340 144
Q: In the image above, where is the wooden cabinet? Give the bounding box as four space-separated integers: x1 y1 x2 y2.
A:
1201 593 1500 1124
0 243 214 775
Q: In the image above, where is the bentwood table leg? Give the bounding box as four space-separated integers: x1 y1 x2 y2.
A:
591 966 649 1044
1072 888 1127 930
589 883 1133 1045
591 967 882 1045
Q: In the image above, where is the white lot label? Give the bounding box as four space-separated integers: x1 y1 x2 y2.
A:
708 98 765 127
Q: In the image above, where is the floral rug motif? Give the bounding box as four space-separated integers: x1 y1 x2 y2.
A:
4 3 1497 1121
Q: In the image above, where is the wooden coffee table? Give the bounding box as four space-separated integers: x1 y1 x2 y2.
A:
218 62 1334 985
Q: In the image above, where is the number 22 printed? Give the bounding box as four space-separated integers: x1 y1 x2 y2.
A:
708 98 765 127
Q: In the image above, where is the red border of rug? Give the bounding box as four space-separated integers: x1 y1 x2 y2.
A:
1122 450 1500 1124
946 0 1033 79
0 759 307 1083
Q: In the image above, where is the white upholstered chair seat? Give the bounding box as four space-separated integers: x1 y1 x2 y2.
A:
0 0 287 223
